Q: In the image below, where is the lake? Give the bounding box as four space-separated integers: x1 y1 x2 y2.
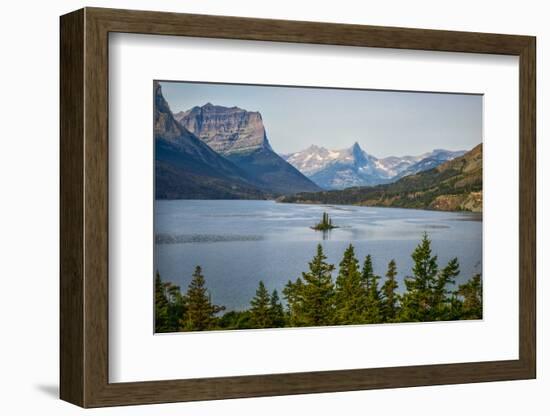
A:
155 200 482 311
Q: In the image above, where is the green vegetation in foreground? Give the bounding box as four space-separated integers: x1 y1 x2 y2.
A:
311 212 338 231
278 144 483 212
155 233 482 332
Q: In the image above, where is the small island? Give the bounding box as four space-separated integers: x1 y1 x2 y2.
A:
311 212 338 231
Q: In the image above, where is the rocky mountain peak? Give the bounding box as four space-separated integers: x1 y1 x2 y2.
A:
306 144 322 151
284 141 470 190
350 142 368 164
154 81 189 143
175 103 272 156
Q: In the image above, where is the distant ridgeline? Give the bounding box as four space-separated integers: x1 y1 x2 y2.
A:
155 233 482 333
279 144 483 212
283 142 467 190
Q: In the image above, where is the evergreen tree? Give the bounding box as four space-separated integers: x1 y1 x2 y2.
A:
165 282 186 331
269 289 286 327
155 271 170 332
335 244 367 324
431 257 460 320
381 259 399 322
361 254 374 292
399 233 439 322
250 281 272 328
312 212 336 231
300 244 336 326
362 254 382 323
182 266 224 331
283 278 305 326
217 310 252 330
447 292 465 321
457 274 482 319
158 235 484 332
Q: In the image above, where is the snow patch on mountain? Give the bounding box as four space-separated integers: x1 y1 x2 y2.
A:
282 143 467 190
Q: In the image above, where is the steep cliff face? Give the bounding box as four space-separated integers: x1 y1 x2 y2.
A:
176 103 320 194
175 104 272 156
154 82 265 199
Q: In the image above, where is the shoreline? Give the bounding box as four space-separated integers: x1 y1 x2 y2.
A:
155 197 483 216
276 199 483 216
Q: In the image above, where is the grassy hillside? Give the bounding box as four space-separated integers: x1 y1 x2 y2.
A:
278 144 482 212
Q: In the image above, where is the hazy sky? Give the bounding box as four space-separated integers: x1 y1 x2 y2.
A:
159 81 482 157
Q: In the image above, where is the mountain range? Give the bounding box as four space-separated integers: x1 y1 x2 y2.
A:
174 103 320 195
155 82 478 207
283 143 466 189
155 83 320 199
279 143 482 212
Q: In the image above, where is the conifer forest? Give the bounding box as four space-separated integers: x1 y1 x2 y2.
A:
155 233 482 332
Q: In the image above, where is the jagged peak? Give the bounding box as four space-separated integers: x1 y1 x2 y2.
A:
350 142 368 162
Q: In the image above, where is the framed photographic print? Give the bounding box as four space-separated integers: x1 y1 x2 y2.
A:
60 7 536 408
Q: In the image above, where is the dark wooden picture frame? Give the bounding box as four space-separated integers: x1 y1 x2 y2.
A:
60 7 536 408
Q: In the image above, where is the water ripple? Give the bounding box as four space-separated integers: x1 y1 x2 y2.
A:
156 233 264 244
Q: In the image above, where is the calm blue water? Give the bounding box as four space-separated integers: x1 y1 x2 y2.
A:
155 200 482 311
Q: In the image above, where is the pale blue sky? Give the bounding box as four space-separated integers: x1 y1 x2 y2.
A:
159 81 482 157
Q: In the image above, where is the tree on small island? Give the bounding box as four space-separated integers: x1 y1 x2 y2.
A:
311 212 338 231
